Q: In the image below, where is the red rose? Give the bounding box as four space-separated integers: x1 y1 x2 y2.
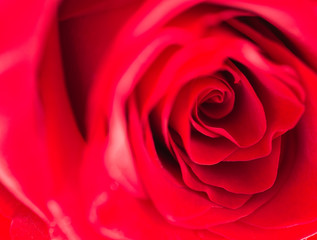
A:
1 0 317 239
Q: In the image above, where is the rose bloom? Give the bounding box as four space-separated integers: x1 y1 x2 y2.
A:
1 0 317 239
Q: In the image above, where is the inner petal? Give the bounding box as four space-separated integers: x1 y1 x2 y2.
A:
186 137 282 194
170 139 252 209
192 62 267 148
169 76 238 165
194 75 235 120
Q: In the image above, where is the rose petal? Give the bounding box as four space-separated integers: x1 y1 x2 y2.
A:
151 32 262 152
186 138 281 194
93 182 226 240
10 208 50 240
223 44 304 162
186 132 238 165
39 18 85 191
241 66 317 228
169 76 237 165
0 213 10 240
172 142 252 209
59 0 144 21
209 220 317 240
0 0 59 221
127 96 285 228
169 130 296 228
59 0 145 136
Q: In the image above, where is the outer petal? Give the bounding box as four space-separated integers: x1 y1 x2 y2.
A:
58 0 145 135
0 0 60 226
209 220 317 240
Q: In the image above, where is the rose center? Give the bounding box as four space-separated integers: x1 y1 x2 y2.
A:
195 78 235 121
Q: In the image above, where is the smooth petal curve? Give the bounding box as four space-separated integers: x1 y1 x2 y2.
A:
186 138 281 194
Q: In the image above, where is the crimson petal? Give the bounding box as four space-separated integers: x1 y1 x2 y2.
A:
186 138 281 194
172 141 252 209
